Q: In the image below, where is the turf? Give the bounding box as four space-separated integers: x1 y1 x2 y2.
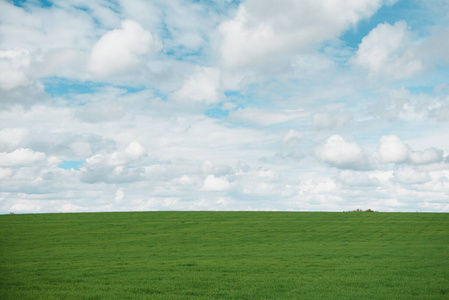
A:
1 212 448 299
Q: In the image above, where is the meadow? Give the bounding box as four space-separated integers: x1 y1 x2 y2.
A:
1 211 448 299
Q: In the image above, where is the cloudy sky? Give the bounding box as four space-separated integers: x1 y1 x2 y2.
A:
1 0 448 213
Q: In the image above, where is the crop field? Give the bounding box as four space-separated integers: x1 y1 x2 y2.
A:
1 212 448 299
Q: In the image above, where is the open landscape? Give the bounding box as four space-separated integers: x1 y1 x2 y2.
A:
1 211 448 299
2 2 448 298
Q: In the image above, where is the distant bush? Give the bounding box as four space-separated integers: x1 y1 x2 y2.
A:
346 208 376 213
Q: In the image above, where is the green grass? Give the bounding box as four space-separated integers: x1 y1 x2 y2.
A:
1 212 448 299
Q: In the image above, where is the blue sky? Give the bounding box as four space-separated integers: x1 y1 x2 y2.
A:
0 0 448 213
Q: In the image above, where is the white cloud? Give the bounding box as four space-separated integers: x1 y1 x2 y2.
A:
372 88 449 122
299 176 340 196
283 129 304 146
10 200 42 214
379 135 410 164
410 148 444 165
0 48 32 90
118 0 220 56
0 148 46 167
0 167 13 180
177 175 196 186
171 66 222 104
339 170 381 187
315 135 370 170
0 1 98 51
0 2 122 83
232 167 294 198
30 48 85 79
312 112 352 131
0 128 29 151
203 175 232 191
59 203 87 213
77 102 126 123
123 141 146 161
353 21 422 80
118 0 160 30
0 1 447 213
292 53 337 79
88 20 161 77
115 189 124 203
393 168 432 184
425 27 449 64
378 135 444 165
262 151 305 164
229 108 305 126
69 141 93 158
86 141 146 167
80 141 146 183
420 171 449 194
219 0 384 69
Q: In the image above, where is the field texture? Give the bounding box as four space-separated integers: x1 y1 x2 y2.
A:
1 212 448 299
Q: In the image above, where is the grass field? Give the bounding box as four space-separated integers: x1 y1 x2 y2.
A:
1 211 448 299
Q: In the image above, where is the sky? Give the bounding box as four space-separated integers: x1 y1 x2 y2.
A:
0 0 448 214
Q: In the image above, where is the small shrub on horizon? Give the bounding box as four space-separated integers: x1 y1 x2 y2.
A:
345 208 376 213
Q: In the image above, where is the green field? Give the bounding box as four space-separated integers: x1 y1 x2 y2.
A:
1 212 448 299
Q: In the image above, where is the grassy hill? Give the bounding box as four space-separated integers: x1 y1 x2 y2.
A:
1 211 448 299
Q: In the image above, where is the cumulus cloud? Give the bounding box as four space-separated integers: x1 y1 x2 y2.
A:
0 1 99 51
315 135 370 170
203 175 232 191
378 135 444 165
379 135 410 164
0 128 29 151
299 176 340 197
1 0 447 213
176 175 197 186
410 148 444 165
0 2 131 84
353 21 422 80
372 88 449 122
88 20 161 77
102 141 146 167
219 0 385 69
0 148 46 167
0 1 110 86
0 48 32 90
171 66 222 104
80 141 146 183
81 164 145 184
124 141 146 160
